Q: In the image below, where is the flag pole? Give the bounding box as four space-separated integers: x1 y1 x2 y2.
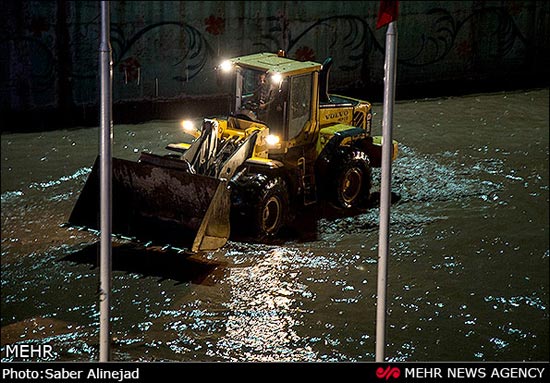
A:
376 17 398 362
99 0 113 362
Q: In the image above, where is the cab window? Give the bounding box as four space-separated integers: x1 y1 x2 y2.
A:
288 74 312 140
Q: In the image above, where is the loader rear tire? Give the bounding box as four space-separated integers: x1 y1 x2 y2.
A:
330 150 371 209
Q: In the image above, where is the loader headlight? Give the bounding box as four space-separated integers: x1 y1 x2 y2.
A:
270 72 283 86
181 120 201 139
266 134 280 147
219 59 233 73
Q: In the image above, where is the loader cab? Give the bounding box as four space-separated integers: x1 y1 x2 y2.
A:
223 52 321 152
231 69 314 142
231 67 288 136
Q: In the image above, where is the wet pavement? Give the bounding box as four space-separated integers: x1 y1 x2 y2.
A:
1 88 548 362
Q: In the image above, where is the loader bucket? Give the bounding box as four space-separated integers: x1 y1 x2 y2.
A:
68 155 230 252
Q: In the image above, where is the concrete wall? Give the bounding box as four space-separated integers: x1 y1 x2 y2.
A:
2 1 548 127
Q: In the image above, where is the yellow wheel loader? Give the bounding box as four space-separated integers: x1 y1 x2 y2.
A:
68 52 398 252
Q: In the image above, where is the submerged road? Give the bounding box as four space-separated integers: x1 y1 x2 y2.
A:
1 88 548 362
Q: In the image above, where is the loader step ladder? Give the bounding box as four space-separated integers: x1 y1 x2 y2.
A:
298 157 317 206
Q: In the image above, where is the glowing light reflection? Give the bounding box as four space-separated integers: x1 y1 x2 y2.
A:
217 248 316 361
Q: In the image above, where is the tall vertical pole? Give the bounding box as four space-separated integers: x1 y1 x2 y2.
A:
375 20 397 363
99 0 112 362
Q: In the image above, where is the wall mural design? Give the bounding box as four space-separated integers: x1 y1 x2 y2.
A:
110 21 213 84
400 7 528 67
3 1 539 112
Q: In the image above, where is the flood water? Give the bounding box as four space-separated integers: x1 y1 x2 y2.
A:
1 88 548 362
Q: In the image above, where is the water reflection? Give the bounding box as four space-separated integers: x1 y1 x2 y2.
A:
218 247 316 361
61 242 226 286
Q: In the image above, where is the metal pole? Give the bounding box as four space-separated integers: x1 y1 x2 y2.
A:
99 0 112 362
375 20 397 363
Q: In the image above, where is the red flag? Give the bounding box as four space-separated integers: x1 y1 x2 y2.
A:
376 0 399 29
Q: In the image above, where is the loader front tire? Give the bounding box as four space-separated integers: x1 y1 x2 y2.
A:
230 174 289 240
254 177 289 238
